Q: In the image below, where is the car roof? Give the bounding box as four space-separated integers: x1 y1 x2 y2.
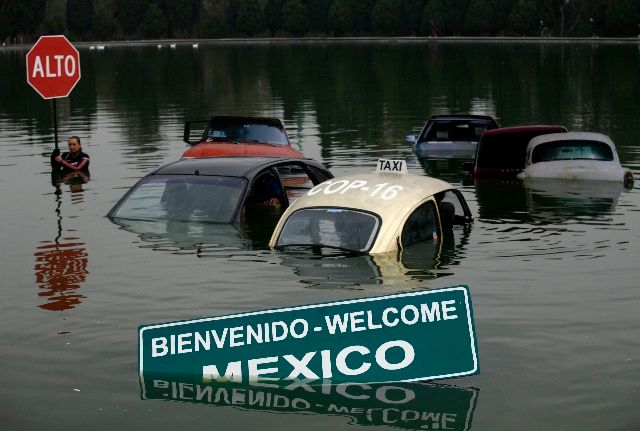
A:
152 156 322 178
483 125 567 136
428 114 496 122
208 115 285 127
528 131 613 147
283 172 452 216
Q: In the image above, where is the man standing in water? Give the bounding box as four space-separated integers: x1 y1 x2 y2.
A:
51 136 90 172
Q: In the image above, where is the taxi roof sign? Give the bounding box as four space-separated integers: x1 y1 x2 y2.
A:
376 159 407 174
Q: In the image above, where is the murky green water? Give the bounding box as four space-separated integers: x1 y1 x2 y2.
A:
1 41 639 430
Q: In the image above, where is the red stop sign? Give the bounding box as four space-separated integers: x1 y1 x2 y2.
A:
26 35 81 99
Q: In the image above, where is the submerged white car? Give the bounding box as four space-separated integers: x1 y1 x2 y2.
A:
269 160 473 254
517 132 634 187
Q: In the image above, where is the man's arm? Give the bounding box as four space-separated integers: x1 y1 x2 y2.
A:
57 156 89 171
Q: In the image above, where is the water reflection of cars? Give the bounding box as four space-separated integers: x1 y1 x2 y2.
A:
474 177 624 225
464 125 568 177
182 116 304 159
524 178 625 222
517 132 634 188
410 156 475 184
107 157 333 226
278 225 471 289
269 160 473 254
141 373 478 431
405 114 499 158
108 218 269 254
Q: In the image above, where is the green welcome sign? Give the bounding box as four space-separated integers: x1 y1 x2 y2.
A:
139 286 478 384
141 375 478 431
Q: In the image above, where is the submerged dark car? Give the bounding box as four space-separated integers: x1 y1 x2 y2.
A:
107 157 333 224
406 114 499 158
466 125 568 177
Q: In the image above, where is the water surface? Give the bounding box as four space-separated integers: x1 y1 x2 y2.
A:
1 41 639 430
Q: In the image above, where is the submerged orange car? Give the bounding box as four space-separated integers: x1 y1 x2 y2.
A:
181 116 304 159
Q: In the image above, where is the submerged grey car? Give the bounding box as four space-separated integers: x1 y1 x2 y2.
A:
108 157 333 224
406 114 499 158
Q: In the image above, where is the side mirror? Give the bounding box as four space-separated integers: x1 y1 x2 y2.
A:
405 134 417 144
183 120 210 145
183 121 194 144
462 162 474 173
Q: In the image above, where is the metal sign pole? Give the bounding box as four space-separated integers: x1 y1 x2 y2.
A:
52 98 59 150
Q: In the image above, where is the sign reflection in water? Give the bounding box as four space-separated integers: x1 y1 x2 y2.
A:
141 374 478 431
33 172 90 311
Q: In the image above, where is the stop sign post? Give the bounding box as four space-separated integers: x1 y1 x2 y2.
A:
26 35 81 149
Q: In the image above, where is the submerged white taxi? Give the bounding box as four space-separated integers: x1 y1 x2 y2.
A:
517 132 634 187
269 160 473 254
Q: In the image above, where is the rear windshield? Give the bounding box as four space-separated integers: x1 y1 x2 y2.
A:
532 140 614 163
203 119 288 145
111 175 246 223
477 131 559 169
421 120 495 143
276 208 380 252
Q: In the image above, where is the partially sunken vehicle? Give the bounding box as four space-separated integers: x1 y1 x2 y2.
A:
181 116 304 159
108 157 332 224
466 125 568 177
269 159 473 254
516 132 634 187
406 114 499 158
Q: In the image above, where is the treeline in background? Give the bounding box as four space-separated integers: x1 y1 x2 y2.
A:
2 0 640 43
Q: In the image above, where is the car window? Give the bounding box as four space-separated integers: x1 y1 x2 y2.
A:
532 140 614 163
246 171 284 207
307 165 333 183
276 208 380 252
111 175 246 223
401 200 440 248
435 189 472 231
274 164 318 204
477 132 537 169
477 129 566 169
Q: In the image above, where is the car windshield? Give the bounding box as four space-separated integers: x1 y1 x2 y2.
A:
110 175 246 223
423 120 494 143
276 208 380 252
532 140 614 163
202 119 288 145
